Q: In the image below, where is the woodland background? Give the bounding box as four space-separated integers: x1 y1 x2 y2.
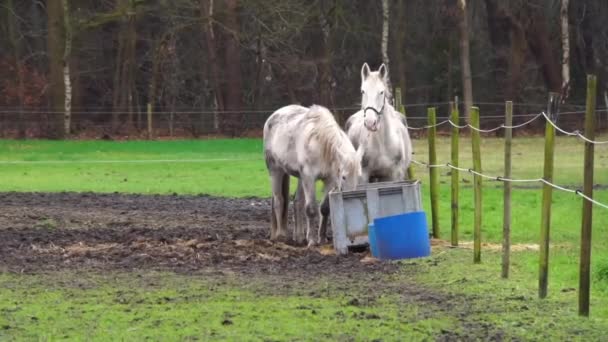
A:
1 0 607 138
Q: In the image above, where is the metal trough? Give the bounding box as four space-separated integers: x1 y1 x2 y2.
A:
328 180 423 254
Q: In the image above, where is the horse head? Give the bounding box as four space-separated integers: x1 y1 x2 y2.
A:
360 63 389 132
338 147 364 191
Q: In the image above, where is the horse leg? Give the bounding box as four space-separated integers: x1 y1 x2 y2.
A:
277 173 290 240
293 180 306 245
300 177 318 247
318 193 330 244
270 196 278 240
270 171 288 241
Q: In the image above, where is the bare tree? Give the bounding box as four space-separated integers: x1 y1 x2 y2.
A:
395 0 407 99
2 0 605 138
7 0 26 137
484 0 527 101
381 0 392 96
62 0 72 135
316 1 335 110
201 0 223 131
560 0 570 99
223 0 243 135
458 0 473 121
47 0 65 138
112 0 138 133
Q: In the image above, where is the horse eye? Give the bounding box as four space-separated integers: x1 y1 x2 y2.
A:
361 90 365 94
380 91 384 95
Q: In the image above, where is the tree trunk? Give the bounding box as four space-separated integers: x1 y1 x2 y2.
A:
223 0 243 136
125 0 137 130
396 0 407 100
317 2 335 111
112 2 125 132
62 0 72 135
458 0 473 122
381 0 392 95
526 19 562 93
484 0 528 101
201 0 223 132
47 0 66 139
252 35 267 110
112 0 137 134
167 35 179 138
598 90 608 128
147 38 164 136
7 0 26 138
560 0 570 99
447 35 453 102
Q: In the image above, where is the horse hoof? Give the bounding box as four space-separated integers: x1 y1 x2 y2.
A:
307 240 317 248
272 235 290 244
292 238 307 247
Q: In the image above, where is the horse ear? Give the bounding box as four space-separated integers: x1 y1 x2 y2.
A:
361 63 371 80
378 64 388 81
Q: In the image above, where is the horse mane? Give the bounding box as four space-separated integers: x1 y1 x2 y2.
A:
305 105 356 171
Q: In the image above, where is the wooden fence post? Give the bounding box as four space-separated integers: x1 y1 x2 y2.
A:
428 107 440 239
471 106 482 263
450 101 460 246
579 75 597 316
147 103 153 139
502 101 513 278
539 92 560 299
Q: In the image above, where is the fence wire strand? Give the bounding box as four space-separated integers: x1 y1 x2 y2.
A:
405 120 451 130
411 159 608 210
541 111 608 144
406 111 608 145
407 112 543 131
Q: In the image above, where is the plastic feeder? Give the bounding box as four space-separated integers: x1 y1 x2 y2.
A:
367 223 379 258
371 211 431 260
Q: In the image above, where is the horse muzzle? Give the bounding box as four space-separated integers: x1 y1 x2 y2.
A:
364 120 379 132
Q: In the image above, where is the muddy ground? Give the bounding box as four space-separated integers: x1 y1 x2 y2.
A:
0 192 508 340
0 192 395 275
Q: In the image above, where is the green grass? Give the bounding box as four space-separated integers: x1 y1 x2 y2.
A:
1 136 607 195
0 272 458 341
1 137 608 339
410 249 608 340
0 139 268 196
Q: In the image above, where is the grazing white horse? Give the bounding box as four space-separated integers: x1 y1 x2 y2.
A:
264 104 362 246
346 63 412 183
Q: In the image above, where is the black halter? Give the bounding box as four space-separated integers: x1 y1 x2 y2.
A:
363 93 386 116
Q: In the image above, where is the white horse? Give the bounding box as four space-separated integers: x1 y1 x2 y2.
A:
264 104 362 246
346 63 412 183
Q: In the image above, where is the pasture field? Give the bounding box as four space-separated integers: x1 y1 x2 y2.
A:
1 136 608 340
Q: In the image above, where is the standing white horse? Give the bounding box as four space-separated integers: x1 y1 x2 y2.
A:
346 63 412 183
264 105 362 246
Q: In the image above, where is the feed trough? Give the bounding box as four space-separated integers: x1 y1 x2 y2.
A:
328 180 423 254
368 212 431 260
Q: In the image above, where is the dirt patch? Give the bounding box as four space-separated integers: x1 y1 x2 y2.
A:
0 192 514 340
0 192 393 275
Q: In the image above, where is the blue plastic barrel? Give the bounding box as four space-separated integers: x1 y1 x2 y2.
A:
367 223 379 258
372 211 431 260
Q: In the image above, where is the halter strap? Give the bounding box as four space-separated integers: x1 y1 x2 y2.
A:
363 94 386 116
